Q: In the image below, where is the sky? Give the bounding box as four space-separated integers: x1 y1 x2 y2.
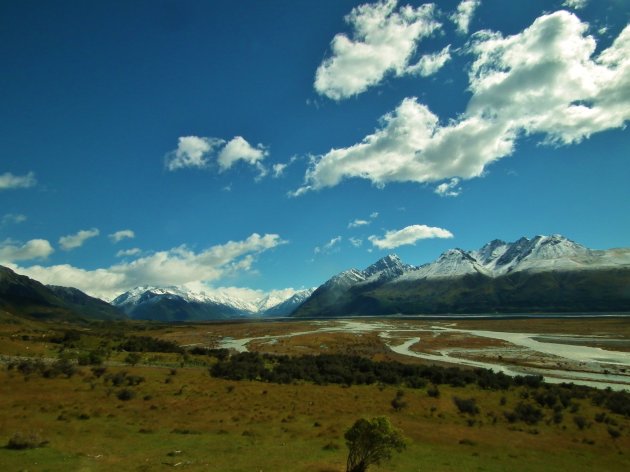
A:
1 0 629 302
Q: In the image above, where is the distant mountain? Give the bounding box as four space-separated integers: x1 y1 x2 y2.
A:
0 265 126 321
112 286 316 321
262 288 316 316
293 235 630 317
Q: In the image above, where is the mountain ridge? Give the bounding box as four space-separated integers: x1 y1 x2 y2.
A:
293 235 630 317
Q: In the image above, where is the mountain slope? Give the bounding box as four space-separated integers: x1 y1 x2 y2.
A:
293 235 630 317
0 265 126 321
112 286 318 321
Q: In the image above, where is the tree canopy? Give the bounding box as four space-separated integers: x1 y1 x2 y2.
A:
344 416 406 472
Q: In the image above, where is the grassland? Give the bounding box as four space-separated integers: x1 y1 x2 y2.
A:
0 317 629 471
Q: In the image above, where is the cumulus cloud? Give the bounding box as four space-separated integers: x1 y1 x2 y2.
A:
59 228 100 251
1 214 27 225
11 233 286 300
165 136 223 171
435 178 462 197
296 11 630 194
451 0 481 34
369 225 453 249
314 0 442 100
0 172 36 190
314 236 342 254
217 136 268 172
562 0 587 9
165 135 269 178
0 239 54 262
109 230 135 243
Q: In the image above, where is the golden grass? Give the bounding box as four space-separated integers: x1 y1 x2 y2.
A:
0 318 629 471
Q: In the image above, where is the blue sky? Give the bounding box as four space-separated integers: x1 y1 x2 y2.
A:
1 0 629 301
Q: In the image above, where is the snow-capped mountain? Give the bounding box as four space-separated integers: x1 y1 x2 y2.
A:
293 235 630 317
112 285 316 321
262 288 316 316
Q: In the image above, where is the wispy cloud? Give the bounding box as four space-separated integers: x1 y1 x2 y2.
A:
314 236 342 254
296 12 630 195
116 248 141 257
562 0 588 10
109 229 135 243
450 0 481 34
1 214 27 225
314 0 444 100
59 228 100 251
434 178 462 197
369 224 453 249
348 211 379 228
0 172 36 190
0 239 54 262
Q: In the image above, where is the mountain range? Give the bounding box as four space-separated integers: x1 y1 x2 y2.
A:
1 234 629 322
111 286 315 321
293 235 630 317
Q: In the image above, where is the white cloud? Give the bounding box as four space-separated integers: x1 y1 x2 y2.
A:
369 225 453 249
562 0 587 9
165 135 269 178
272 163 287 178
314 0 442 100
1 214 27 225
0 172 36 190
116 248 141 258
165 136 223 171
109 229 135 243
296 12 630 194
11 233 286 301
451 0 481 34
407 45 452 76
217 136 268 172
59 228 100 251
348 211 379 228
314 236 342 254
349 237 363 248
435 178 462 197
348 219 370 228
0 239 54 262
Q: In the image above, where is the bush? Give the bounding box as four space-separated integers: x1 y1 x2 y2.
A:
345 417 406 472
453 397 480 415
505 402 543 425
116 388 136 401
6 432 47 450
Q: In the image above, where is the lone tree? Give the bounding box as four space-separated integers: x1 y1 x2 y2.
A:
344 416 406 472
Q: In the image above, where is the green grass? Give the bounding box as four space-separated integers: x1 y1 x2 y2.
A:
0 320 629 471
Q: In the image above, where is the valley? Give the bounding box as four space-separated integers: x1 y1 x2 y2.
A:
1 316 629 471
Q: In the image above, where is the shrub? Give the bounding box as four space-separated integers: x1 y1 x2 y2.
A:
116 389 136 401
345 417 406 472
453 397 480 415
505 402 543 425
6 432 47 450
573 416 588 430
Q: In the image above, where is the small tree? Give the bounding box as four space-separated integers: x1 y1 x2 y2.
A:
344 417 406 472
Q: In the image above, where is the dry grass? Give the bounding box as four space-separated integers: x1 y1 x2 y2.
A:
0 318 629 471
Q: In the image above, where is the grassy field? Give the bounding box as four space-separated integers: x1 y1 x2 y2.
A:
0 317 629 471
